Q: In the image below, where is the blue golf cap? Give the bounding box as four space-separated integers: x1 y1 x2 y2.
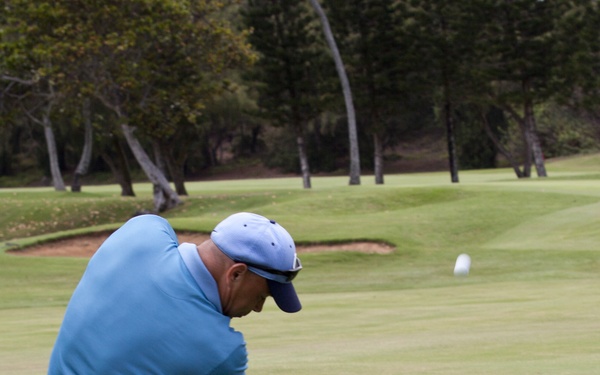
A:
211 212 302 313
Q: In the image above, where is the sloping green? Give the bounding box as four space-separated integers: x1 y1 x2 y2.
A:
1 154 600 374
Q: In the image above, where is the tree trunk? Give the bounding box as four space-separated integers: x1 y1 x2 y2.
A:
152 141 169 205
443 94 459 183
479 109 524 178
309 0 360 185
152 141 168 176
250 125 261 154
114 134 135 196
120 124 181 211
523 82 547 177
373 133 384 185
100 151 132 197
101 133 135 197
71 98 93 192
519 114 532 178
42 115 66 191
296 133 311 189
523 116 547 177
502 104 532 178
164 146 188 196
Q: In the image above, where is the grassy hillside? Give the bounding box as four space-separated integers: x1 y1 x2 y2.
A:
1 153 599 374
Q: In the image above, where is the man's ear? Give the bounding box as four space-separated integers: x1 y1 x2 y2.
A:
227 263 249 283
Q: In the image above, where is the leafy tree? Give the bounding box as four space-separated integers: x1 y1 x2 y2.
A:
77 0 253 210
470 0 577 178
201 88 262 162
243 0 330 188
309 0 361 185
96 117 137 197
65 98 93 192
536 104 598 157
324 0 405 184
476 104 527 177
2 0 254 210
1 1 71 190
0 80 68 190
553 0 600 132
455 105 499 170
399 0 587 179
398 1 482 183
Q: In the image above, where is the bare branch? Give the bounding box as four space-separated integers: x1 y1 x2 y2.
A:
21 104 44 126
1 74 36 86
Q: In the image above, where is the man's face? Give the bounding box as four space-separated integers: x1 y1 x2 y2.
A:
222 266 270 318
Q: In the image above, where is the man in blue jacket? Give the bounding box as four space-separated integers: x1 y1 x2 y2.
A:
48 212 302 374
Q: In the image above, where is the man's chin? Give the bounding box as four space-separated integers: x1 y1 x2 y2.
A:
230 311 251 319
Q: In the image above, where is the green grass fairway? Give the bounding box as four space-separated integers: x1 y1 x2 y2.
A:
237 279 600 374
1 154 600 374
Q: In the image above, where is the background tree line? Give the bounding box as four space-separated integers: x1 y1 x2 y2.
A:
1 0 599 210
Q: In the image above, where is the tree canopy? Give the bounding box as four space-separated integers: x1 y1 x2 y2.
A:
2 0 600 198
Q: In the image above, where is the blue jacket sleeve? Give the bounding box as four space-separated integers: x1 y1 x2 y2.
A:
209 344 248 375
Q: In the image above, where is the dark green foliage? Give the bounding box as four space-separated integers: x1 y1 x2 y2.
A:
2 0 600 186
537 106 599 158
553 2 600 115
324 0 401 122
324 0 417 166
455 106 499 170
262 129 299 173
475 0 569 104
242 0 331 129
1 0 255 194
262 117 350 174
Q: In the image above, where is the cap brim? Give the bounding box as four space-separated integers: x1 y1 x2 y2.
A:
267 279 302 313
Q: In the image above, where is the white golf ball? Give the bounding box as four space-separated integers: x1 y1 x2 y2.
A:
454 253 471 276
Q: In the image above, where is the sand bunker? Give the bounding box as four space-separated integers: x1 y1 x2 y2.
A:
9 232 395 257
